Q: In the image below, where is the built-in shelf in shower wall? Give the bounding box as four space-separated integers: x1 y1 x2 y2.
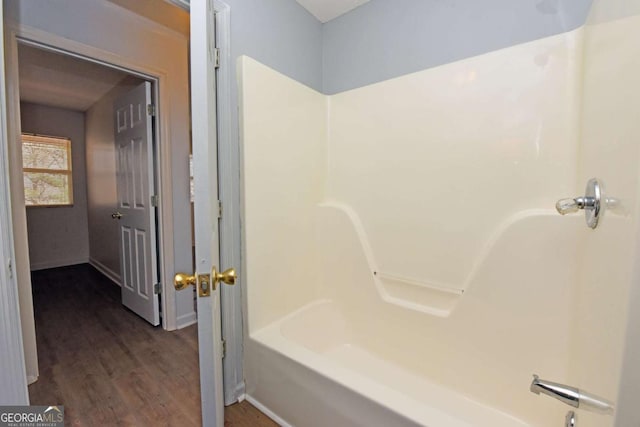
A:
315 201 582 318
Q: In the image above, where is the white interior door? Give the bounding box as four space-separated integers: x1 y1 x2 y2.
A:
191 0 225 425
113 81 160 326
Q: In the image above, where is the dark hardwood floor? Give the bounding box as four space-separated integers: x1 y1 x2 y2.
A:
28 264 277 427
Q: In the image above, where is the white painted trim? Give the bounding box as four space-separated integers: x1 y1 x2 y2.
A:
214 0 245 406
176 311 197 329
27 375 37 385
245 395 291 427
191 0 224 424
0 0 29 404
4 25 39 390
29 257 89 271
4 21 183 332
89 257 121 286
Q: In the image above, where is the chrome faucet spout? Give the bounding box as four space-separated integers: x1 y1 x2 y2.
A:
530 374 614 415
530 375 579 408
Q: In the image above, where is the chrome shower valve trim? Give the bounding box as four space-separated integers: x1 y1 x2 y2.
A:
555 178 602 229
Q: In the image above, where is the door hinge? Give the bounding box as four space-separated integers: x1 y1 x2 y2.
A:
214 48 220 69
217 200 222 219
151 195 159 207
154 283 161 294
222 339 226 358
147 104 156 116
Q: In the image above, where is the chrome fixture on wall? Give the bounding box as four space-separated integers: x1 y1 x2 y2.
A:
530 375 614 415
556 178 602 229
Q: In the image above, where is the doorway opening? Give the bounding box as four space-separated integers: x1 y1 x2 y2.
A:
3 0 250 423
11 38 211 426
17 42 167 325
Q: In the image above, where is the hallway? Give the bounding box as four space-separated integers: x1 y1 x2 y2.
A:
28 264 275 426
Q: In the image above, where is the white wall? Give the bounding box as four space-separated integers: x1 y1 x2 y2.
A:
326 34 580 297
20 103 89 270
572 4 640 426
238 57 327 332
85 76 144 284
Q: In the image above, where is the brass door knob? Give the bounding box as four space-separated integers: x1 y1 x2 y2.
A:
173 268 236 297
174 272 197 290
111 212 123 220
213 267 237 286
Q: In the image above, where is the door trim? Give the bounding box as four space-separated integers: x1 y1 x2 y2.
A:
212 0 246 405
0 0 29 402
190 0 224 423
3 24 181 331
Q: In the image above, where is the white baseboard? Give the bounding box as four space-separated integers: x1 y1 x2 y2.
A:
245 395 290 427
30 257 89 271
89 257 121 286
176 311 197 329
27 375 38 385
233 382 246 403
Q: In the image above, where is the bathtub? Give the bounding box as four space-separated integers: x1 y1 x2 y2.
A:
238 11 637 422
246 299 530 427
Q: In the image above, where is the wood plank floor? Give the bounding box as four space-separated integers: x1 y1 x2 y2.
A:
28 264 277 427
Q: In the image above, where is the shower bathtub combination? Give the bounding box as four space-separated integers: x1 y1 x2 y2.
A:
237 2 640 426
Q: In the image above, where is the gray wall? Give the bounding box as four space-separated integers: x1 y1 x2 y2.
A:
225 0 323 91
20 103 90 270
322 0 594 94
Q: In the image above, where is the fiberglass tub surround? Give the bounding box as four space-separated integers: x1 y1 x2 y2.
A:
239 6 640 426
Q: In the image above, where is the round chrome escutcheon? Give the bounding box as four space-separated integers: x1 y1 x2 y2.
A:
585 178 601 229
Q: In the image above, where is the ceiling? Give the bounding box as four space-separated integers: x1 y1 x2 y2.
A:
294 0 370 22
18 45 130 112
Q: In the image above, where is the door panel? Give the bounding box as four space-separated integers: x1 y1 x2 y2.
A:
114 81 159 326
191 0 225 425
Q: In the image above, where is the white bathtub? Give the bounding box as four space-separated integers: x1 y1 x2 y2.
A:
242 203 583 426
247 299 530 427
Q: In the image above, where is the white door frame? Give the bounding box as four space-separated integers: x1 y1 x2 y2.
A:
190 0 224 423
3 25 180 331
0 0 29 404
210 1 245 405
172 0 244 405
188 0 247 421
